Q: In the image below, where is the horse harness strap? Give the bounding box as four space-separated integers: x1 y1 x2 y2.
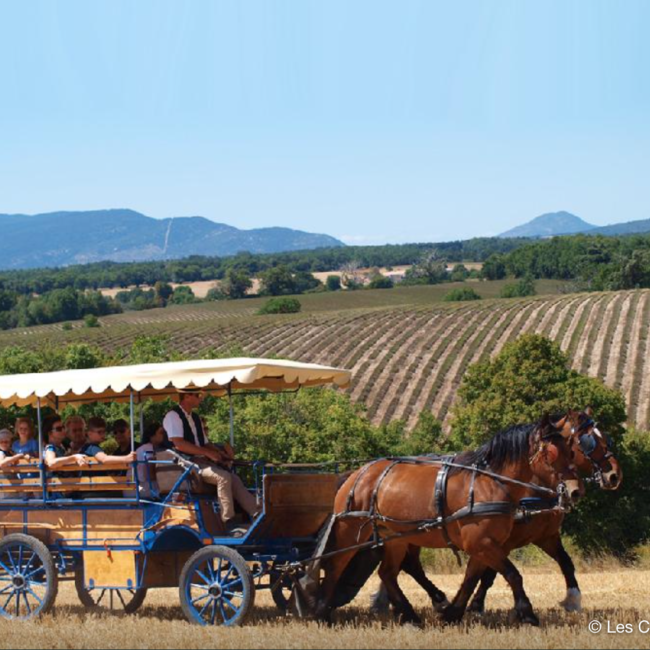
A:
339 457 529 547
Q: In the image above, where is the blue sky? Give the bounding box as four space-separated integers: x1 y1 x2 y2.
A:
1 0 649 244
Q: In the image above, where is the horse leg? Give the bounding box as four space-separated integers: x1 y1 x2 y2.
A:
440 556 487 624
498 557 539 626
535 535 581 612
401 546 449 612
369 583 391 615
377 543 422 626
466 567 497 614
460 535 539 626
315 522 373 623
370 546 449 615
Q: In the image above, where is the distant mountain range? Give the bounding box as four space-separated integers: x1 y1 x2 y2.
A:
0 210 345 270
499 211 650 239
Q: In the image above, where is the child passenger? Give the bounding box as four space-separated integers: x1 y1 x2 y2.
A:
12 418 39 457
135 423 168 499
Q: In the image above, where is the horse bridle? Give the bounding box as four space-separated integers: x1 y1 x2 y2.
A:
571 417 615 485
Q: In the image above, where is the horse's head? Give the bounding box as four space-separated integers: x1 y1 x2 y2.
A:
555 408 622 490
529 414 584 505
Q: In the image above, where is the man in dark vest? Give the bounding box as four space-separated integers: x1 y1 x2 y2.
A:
162 388 259 526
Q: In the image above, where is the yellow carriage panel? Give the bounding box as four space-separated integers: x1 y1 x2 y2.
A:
83 551 137 589
27 510 84 544
85 510 144 542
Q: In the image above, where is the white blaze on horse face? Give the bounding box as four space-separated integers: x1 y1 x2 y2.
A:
593 427 603 440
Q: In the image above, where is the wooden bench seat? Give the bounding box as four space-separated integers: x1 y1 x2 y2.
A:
0 460 134 494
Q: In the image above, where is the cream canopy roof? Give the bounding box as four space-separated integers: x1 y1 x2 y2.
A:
0 358 351 408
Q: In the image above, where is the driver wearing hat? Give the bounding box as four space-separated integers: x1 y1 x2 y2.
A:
162 388 260 529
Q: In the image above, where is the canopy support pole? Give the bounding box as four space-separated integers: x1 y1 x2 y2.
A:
139 396 144 450
36 397 43 460
129 390 136 453
37 397 45 502
228 383 234 447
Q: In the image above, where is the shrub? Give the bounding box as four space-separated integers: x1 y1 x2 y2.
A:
443 287 482 302
257 297 302 315
501 275 536 298
368 275 394 289
84 314 100 328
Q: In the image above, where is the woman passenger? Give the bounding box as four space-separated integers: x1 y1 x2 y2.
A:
12 417 39 458
43 416 88 469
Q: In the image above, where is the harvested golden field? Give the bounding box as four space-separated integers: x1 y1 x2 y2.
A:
1 571 649 649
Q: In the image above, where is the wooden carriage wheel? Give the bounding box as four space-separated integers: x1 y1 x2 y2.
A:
179 545 255 626
0 534 58 620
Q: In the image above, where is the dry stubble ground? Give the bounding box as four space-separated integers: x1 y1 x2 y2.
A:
1 570 649 649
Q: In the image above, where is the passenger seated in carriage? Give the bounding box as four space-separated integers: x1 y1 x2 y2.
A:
79 417 136 464
112 419 139 456
135 422 168 499
12 418 39 457
43 416 89 469
64 415 87 455
163 389 260 530
0 429 28 469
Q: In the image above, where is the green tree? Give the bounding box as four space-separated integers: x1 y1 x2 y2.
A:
154 281 174 306
449 334 627 449
450 264 469 282
260 265 297 296
221 269 253 300
482 254 507 280
64 343 107 369
126 335 175 364
204 388 403 464
326 275 342 291
403 252 448 285
368 274 394 289
500 275 536 298
169 285 197 305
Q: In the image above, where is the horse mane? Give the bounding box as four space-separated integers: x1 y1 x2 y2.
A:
453 422 544 473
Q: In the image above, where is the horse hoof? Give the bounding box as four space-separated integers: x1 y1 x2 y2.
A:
433 598 451 614
559 588 582 613
440 605 464 625
467 600 485 615
518 610 540 626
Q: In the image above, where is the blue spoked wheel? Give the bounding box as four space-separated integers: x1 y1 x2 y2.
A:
179 546 254 626
0 534 58 620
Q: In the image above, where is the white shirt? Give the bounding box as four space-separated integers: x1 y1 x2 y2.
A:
163 408 202 446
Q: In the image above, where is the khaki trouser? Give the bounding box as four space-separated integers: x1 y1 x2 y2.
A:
198 462 259 522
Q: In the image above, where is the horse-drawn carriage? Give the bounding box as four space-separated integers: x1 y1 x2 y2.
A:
0 358 350 625
0 357 622 628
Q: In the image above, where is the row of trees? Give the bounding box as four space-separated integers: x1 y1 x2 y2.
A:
0 239 527 296
482 234 650 291
0 287 121 329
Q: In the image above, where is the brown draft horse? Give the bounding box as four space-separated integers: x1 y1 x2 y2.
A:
307 414 583 627
370 408 622 617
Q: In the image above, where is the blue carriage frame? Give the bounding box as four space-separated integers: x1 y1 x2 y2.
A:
0 358 350 623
